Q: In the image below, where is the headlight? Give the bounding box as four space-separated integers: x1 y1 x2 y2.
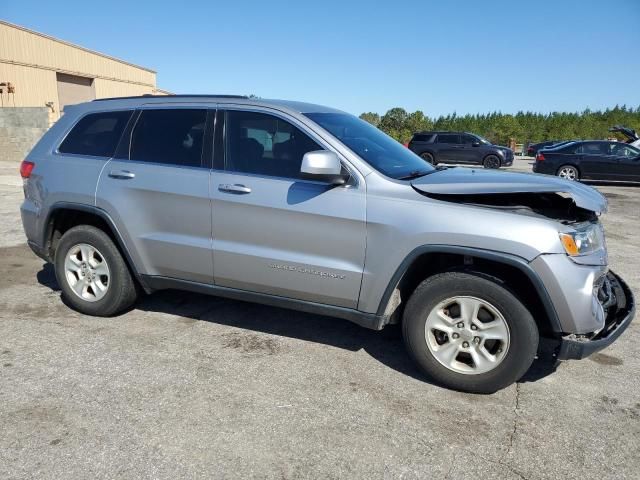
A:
559 223 605 257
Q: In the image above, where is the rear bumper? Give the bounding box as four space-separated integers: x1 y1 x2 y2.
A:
557 271 635 360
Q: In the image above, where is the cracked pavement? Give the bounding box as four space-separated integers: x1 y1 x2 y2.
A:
1 158 639 479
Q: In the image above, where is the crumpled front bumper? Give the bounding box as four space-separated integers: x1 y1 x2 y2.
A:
557 271 635 360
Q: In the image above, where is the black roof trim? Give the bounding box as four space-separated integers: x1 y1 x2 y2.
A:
93 94 249 102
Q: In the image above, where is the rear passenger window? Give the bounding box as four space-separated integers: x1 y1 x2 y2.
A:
130 109 207 167
59 110 132 157
576 143 605 155
225 110 322 179
437 134 460 144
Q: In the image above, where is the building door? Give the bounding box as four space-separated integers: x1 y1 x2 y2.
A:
56 73 95 112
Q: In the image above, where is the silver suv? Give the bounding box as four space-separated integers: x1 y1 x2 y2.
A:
19 95 635 393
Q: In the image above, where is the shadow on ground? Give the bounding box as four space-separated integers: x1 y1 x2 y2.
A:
34 260 558 390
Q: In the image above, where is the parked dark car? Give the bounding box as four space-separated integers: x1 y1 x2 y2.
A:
526 140 559 157
407 131 513 168
533 140 640 181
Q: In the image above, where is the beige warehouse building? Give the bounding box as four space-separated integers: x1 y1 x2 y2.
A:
0 20 169 121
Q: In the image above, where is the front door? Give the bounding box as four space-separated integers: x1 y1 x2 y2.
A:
210 109 366 308
608 143 640 181
459 134 481 163
97 107 213 284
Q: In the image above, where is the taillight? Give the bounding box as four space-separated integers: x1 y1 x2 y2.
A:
20 160 35 178
536 153 545 162
403 142 409 148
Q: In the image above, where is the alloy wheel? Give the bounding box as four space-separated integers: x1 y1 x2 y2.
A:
483 155 500 169
558 166 578 181
64 243 110 302
424 296 510 375
421 153 435 165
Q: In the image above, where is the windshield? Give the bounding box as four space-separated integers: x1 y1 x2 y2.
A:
304 112 435 179
474 134 492 145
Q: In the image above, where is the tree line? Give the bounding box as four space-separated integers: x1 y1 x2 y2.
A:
359 105 640 146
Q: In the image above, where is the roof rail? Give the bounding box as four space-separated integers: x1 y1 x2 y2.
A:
93 94 249 102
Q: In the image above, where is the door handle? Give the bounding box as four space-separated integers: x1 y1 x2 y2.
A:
108 170 136 180
218 183 252 194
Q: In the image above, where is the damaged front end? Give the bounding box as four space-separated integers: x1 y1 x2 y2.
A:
411 167 608 221
557 271 635 360
417 190 597 223
410 167 634 359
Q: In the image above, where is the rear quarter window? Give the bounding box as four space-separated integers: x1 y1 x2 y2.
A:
436 134 460 144
412 134 433 142
58 110 133 157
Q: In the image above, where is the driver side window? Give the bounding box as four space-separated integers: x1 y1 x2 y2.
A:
224 110 322 179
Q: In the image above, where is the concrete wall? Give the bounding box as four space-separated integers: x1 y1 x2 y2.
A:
0 108 49 163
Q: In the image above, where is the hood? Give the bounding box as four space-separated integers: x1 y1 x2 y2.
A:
609 125 639 143
411 167 608 214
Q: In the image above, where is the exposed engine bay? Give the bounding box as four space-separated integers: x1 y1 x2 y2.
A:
420 191 598 223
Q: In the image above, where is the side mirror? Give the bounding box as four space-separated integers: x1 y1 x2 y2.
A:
300 150 348 185
472 142 481 147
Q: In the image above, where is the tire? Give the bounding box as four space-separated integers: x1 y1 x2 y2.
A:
54 225 138 316
483 155 501 169
402 271 538 393
420 152 436 165
557 164 579 181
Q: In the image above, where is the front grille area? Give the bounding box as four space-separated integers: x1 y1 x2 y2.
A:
593 273 631 340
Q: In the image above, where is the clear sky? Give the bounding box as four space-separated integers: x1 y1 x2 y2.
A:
4 0 639 117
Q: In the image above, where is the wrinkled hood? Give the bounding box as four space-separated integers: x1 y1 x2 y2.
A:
411 167 608 214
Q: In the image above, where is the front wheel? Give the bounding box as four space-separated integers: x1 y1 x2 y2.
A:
483 155 501 169
402 272 538 393
54 225 138 316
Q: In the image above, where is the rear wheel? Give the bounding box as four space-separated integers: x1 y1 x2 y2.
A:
483 155 501 169
402 272 538 393
54 225 138 316
557 164 579 181
420 152 436 165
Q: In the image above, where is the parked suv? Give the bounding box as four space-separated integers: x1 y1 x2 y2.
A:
407 131 514 168
20 95 634 393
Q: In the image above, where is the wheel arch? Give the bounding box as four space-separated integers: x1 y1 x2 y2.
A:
377 245 562 335
42 202 150 292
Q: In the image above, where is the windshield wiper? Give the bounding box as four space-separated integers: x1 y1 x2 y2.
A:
398 170 432 180
399 166 449 180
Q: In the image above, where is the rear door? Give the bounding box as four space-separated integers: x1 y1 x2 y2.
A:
209 108 366 308
435 133 462 162
96 106 214 284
